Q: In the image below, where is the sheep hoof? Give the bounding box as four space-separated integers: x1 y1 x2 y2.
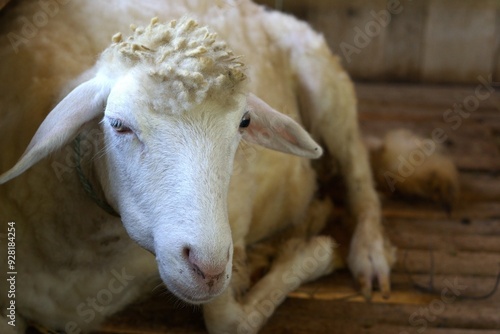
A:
347 225 397 300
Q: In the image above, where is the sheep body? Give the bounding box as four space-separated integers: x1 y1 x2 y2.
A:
1 2 333 332
0 1 456 333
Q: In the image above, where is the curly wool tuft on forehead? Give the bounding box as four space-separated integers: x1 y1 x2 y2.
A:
100 17 247 113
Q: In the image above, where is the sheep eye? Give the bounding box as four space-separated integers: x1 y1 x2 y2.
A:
239 112 251 128
109 118 131 133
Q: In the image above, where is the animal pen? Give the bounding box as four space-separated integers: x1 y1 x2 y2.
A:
100 1 500 333
0 0 498 333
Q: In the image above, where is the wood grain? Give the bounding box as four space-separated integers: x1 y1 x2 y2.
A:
421 0 497 83
256 0 500 84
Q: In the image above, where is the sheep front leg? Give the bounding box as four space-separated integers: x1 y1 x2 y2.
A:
325 85 397 299
203 236 336 334
341 134 397 299
288 33 396 298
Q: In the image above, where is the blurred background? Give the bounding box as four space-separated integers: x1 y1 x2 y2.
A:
256 0 500 84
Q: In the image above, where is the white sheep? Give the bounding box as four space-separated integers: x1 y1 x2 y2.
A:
0 1 458 333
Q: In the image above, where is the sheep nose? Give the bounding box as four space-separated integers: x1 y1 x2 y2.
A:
183 246 231 287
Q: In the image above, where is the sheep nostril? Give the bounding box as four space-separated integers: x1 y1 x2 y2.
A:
183 246 191 260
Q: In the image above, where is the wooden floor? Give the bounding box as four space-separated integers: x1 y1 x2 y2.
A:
95 83 500 334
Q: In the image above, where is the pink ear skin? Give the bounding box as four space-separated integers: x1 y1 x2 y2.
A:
242 93 322 159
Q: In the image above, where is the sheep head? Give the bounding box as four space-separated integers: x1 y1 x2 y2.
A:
0 18 322 304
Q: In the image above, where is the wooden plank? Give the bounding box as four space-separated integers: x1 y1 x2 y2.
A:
458 172 500 203
388 229 500 253
495 7 500 82
295 272 500 303
391 273 500 300
306 0 388 79
382 0 427 81
421 0 498 83
265 297 500 332
380 200 500 220
393 249 500 276
385 216 500 237
355 83 500 171
355 83 500 111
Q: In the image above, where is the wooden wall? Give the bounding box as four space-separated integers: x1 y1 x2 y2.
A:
1 0 498 84
256 0 500 84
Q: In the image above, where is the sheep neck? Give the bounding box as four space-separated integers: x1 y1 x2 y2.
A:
72 135 120 217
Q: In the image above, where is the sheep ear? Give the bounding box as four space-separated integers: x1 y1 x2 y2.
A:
242 94 323 159
0 77 111 184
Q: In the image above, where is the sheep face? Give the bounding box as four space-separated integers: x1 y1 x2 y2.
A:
100 72 243 303
95 71 323 304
